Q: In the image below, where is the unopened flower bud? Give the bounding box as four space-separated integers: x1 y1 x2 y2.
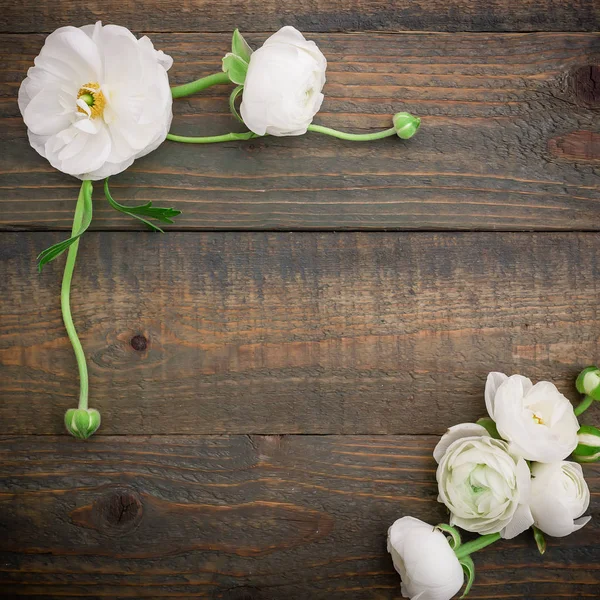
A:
65 408 101 440
393 112 421 139
575 366 600 400
572 425 600 463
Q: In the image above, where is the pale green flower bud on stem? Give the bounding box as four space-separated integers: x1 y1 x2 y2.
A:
393 112 421 139
65 408 101 440
61 181 100 440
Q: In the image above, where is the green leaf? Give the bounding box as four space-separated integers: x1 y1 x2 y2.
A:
459 556 475 598
477 417 501 439
222 53 249 85
532 526 546 555
231 29 253 63
229 85 244 123
436 523 461 550
37 180 93 271
104 178 181 232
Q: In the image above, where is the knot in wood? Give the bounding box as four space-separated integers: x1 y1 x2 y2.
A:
130 334 148 351
570 65 600 108
93 489 143 535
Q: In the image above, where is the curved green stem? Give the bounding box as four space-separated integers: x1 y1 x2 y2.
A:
307 124 397 141
61 181 91 410
166 131 260 144
454 533 501 560
574 395 594 417
171 72 231 99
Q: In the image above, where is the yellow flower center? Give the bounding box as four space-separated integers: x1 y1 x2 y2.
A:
532 413 545 425
77 82 105 119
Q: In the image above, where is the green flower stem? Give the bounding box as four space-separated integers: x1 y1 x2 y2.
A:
574 395 594 416
166 125 400 145
307 123 397 141
166 131 259 144
454 533 501 560
171 72 231 99
61 181 91 410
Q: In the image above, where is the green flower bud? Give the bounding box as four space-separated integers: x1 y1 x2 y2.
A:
65 408 101 440
572 424 600 463
393 112 421 139
575 366 600 400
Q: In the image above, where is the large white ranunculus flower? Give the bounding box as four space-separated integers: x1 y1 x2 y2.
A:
435 425 534 539
529 461 591 537
387 517 464 600
240 26 326 136
485 372 579 463
19 21 173 180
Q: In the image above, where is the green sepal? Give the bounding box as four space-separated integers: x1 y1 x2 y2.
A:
572 424 600 463
229 85 245 123
37 180 93 271
104 178 181 232
436 523 461 550
575 366 600 400
532 526 546 555
222 53 249 85
231 29 253 63
477 417 501 439
459 556 475 598
65 408 101 440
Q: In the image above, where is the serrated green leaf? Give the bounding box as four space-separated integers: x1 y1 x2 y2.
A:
229 85 244 123
37 180 93 271
231 29 253 63
104 178 181 232
459 556 475 598
222 53 249 85
533 526 547 555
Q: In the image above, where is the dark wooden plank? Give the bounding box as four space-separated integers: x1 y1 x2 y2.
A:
1 33 599 231
0 434 598 599
1 231 599 435
1 0 599 33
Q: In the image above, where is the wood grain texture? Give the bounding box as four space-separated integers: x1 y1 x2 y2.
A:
1 0 599 33
2 33 599 231
0 434 598 599
1 231 599 436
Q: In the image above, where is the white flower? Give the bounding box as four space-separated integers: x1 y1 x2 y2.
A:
387 517 464 600
19 21 173 180
240 26 326 136
530 461 591 537
485 372 579 463
435 424 534 539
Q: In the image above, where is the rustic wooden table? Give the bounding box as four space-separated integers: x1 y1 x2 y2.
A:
1 1 600 598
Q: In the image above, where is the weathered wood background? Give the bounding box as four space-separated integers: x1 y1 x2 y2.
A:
1 0 599 598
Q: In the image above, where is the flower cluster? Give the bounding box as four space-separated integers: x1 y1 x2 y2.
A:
19 23 421 439
388 368 600 599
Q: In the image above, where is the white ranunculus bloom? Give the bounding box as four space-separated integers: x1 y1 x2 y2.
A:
485 372 579 463
435 426 534 539
387 517 464 600
240 26 326 136
530 461 591 537
19 21 173 180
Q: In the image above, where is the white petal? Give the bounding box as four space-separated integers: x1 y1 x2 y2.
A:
46 124 111 178
433 423 490 463
485 372 507 419
501 503 534 539
572 516 592 532
39 26 102 83
22 86 73 136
